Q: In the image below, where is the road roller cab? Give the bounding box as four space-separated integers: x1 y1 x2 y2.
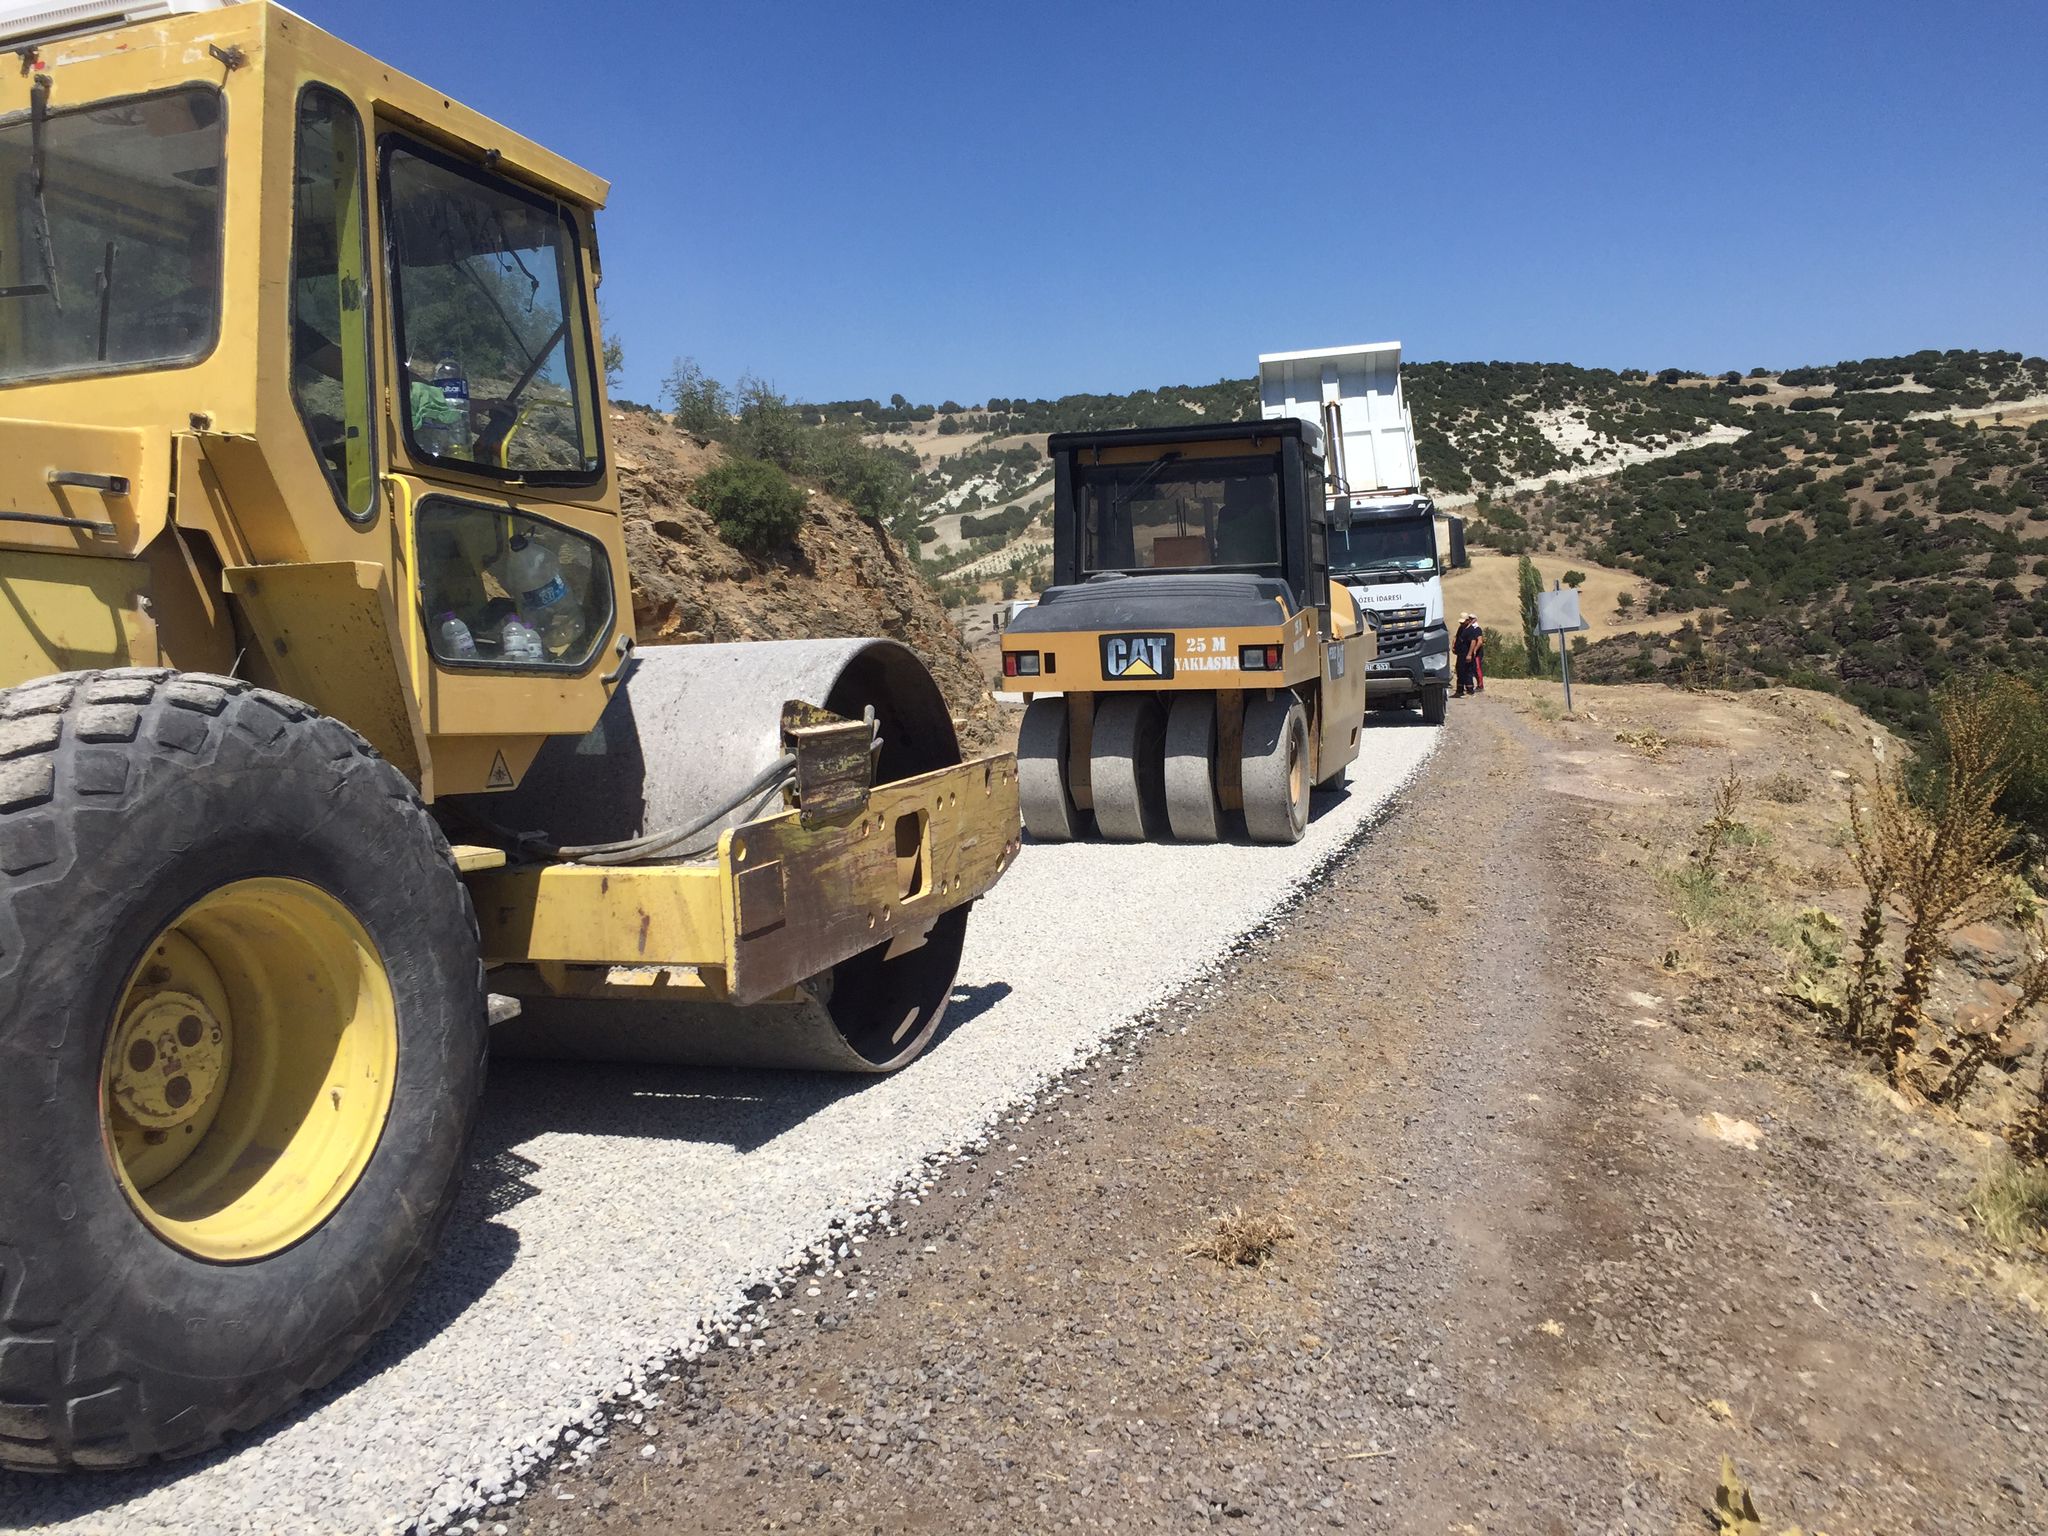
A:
0 0 1018 1473
999 418 1372 844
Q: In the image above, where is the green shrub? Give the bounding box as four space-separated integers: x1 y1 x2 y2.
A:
728 376 804 470
1958 675 2048 841
1483 633 1530 679
696 457 805 555
663 356 729 435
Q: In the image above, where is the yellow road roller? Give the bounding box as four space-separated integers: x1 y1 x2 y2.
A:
998 418 1372 844
0 0 1017 1471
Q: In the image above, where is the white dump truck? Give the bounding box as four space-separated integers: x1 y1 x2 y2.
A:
1258 342 1465 724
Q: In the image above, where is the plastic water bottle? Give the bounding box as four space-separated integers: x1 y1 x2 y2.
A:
434 612 477 660
435 355 472 454
497 533 584 655
499 615 543 663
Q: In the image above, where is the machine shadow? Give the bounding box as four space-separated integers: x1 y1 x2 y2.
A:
471 973 1017 1161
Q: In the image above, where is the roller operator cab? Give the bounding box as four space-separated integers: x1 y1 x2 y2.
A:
0 0 1017 1473
998 418 1372 845
1258 342 1467 725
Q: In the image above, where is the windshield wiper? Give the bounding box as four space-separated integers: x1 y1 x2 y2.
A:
0 75 62 305
454 259 537 369
1110 451 1182 518
473 316 569 465
27 74 61 310
1339 564 1410 580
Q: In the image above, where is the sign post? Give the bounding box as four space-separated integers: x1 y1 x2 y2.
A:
1534 584 1591 714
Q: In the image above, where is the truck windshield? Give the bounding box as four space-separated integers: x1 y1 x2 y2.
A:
0 86 223 384
384 140 600 481
1080 455 1281 573
1332 517 1437 577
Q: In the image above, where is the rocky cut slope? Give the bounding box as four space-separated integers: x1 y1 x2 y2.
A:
609 408 998 748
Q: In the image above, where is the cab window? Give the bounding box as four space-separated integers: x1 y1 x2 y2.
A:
0 85 224 384
415 498 611 670
1081 455 1283 573
382 138 601 483
289 86 376 521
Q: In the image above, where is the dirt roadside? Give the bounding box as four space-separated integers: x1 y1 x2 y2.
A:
505 689 2047 1536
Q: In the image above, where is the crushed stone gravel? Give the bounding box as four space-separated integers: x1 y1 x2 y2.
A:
0 725 1440 1535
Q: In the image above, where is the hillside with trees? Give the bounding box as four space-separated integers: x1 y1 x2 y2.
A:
642 348 2048 755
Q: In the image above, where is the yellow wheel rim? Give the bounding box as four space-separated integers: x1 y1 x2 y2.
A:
100 877 398 1262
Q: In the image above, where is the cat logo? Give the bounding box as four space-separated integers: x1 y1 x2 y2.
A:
1100 632 1174 680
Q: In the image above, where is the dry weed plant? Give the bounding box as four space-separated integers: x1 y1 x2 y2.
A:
1184 1207 1294 1268
1691 765 1746 875
2000 924 2048 1160
1843 687 2048 1124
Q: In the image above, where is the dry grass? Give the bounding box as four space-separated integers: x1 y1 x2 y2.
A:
1758 771 1813 805
1185 1207 1295 1268
1971 1164 2048 1256
1615 728 1669 760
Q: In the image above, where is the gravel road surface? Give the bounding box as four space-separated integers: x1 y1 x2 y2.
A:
0 725 1440 1535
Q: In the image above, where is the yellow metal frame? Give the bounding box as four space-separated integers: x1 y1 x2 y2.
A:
0 4 1027 1001
468 754 1021 999
469 755 1019 996
998 572 1370 699
0 1 625 796
1000 611 1324 694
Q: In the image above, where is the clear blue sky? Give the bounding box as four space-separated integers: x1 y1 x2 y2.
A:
300 0 2046 407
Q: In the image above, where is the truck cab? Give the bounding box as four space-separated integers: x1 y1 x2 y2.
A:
1258 341 1465 724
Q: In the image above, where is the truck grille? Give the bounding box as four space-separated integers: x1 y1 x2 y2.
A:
1372 605 1427 657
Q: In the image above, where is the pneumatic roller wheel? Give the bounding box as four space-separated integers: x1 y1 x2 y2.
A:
0 669 485 1471
1089 692 1169 842
1163 692 1224 843
1018 696 1084 841
1241 692 1311 845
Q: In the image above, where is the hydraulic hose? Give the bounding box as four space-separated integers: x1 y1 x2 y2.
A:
547 751 798 866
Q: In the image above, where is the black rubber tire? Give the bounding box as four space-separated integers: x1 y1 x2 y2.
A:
0 669 486 1472
1089 693 1169 842
1420 685 1448 726
1240 693 1310 845
1162 693 1223 842
1017 696 1084 841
